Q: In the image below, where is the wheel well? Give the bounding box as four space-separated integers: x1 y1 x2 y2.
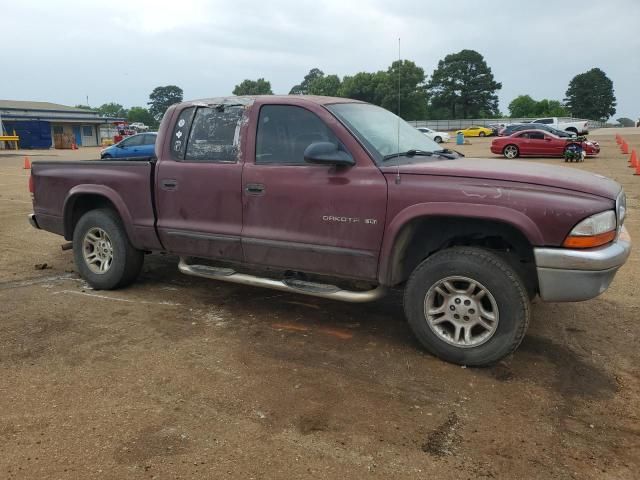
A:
565 127 578 133
387 216 538 296
64 194 118 240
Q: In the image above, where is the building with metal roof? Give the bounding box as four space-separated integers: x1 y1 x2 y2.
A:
0 100 124 149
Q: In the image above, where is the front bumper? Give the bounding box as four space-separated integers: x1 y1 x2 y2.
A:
534 226 631 302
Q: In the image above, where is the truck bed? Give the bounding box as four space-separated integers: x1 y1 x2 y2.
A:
31 159 162 251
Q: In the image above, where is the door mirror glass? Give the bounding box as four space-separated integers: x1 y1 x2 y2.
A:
304 142 355 167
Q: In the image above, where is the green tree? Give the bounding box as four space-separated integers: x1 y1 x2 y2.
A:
376 60 427 120
565 68 616 120
427 49 502 118
289 68 324 95
97 102 128 118
128 107 158 128
508 95 538 117
617 117 635 127
308 74 341 97
338 71 386 105
148 85 184 121
508 95 568 117
232 78 273 95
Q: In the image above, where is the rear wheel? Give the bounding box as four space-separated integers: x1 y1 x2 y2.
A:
479 132 486 137
101 154 111 159
503 144 519 159
72 209 144 290
403 247 530 366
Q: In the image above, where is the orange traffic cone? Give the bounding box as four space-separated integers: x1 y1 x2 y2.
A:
630 149 638 168
634 160 640 176
622 141 629 154
23 156 31 169
616 134 621 144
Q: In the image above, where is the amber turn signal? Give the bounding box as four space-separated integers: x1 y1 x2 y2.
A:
562 230 616 249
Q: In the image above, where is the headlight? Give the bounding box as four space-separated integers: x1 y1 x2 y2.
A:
616 190 626 226
563 210 617 248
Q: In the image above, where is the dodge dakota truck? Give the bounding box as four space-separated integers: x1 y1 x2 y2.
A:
28 95 631 366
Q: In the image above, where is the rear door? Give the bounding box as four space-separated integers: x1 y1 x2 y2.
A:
240 101 387 281
155 105 246 260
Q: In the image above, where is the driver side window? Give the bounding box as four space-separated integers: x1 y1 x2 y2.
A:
255 105 338 165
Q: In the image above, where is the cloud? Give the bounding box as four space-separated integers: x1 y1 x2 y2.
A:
2 0 638 118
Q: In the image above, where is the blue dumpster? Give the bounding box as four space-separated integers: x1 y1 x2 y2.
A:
456 132 464 145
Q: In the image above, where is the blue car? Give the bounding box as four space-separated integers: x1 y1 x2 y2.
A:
100 133 157 159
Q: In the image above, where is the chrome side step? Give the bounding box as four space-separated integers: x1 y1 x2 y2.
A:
178 257 387 303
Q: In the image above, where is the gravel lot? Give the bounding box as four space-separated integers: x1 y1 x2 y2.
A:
1 130 639 479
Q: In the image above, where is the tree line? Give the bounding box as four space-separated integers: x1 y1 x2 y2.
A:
233 52 617 122
80 52 618 126
76 85 184 129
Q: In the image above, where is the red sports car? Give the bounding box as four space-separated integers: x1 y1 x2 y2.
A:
491 130 599 159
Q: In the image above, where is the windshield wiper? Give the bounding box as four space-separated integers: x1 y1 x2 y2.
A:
383 149 434 161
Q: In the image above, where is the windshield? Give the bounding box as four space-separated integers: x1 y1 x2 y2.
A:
327 103 441 165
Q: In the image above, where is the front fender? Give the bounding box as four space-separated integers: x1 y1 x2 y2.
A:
377 202 545 285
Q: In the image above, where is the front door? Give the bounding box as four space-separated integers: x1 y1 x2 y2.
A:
156 105 246 261
241 102 387 281
72 126 82 146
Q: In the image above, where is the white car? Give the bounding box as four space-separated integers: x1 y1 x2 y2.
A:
416 127 450 143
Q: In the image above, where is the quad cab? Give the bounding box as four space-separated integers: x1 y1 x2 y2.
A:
29 95 631 366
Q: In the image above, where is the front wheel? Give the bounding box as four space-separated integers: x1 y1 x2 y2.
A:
403 247 530 366
479 132 486 137
434 136 442 143
72 209 144 290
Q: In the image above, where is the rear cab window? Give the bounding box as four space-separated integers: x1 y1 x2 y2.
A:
170 105 245 162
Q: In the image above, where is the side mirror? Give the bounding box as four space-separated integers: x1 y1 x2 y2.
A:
304 142 355 167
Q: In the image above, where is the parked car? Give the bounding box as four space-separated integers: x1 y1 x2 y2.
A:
531 117 589 135
100 133 157 159
490 130 598 158
456 126 493 137
487 123 507 135
417 127 450 143
499 123 577 138
129 122 150 132
28 95 630 366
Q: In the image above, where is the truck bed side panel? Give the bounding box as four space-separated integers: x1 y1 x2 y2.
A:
31 161 161 250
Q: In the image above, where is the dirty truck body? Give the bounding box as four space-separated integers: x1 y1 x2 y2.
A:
29 95 631 366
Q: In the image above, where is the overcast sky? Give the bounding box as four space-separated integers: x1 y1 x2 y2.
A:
2 0 639 119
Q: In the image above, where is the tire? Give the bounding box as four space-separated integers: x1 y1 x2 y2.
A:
101 154 111 159
503 144 519 159
72 208 144 290
403 247 530 366
479 132 486 137
565 128 578 135
434 136 442 143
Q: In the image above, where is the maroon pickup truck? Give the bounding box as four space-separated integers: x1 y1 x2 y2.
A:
28 95 631 366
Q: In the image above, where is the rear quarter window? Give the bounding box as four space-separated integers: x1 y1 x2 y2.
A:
171 107 195 160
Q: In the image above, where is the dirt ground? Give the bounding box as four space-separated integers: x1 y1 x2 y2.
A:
1 129 639 479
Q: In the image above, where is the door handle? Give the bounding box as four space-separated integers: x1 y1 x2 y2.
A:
161 179 178 190
245 183 265 195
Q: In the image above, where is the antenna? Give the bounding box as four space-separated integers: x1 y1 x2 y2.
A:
395 37 401 185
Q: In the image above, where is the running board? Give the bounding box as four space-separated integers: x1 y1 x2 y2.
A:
178 257 387 303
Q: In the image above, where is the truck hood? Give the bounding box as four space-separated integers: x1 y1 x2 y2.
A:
381 158 620 200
